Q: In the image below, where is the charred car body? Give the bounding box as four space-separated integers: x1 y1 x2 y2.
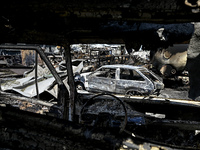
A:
75 64 164 95
151 44 189 85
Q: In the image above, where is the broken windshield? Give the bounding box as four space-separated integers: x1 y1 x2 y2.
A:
138 68 159 82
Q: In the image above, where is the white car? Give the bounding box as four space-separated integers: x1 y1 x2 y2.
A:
75 64 164 95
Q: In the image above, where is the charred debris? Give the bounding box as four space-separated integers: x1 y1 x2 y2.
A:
1 0 200 149
0 43 200 150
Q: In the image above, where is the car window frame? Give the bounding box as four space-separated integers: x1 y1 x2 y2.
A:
89 67 117 80
119 68 145 82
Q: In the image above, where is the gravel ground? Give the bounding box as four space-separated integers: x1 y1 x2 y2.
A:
159 88 190 100
159 87 200 101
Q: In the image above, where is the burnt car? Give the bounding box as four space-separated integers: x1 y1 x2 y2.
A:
75 64 164 95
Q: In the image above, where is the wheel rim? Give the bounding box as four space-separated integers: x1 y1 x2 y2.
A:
77 84 83 90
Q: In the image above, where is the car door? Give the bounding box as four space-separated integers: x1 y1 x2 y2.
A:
88 67 117 93
115 68 149 94
137 68 164 91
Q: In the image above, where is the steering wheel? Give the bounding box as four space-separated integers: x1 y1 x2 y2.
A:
80 93 127 133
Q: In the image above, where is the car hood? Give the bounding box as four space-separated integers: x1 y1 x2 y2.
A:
153 81 165 90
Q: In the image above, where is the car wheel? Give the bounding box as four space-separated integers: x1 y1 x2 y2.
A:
126 90 143 96
76 82 85 90
126 91 136 96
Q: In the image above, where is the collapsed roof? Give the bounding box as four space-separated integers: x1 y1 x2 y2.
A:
0 0 197 45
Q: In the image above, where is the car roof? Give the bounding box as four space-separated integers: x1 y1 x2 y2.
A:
101 64 146 70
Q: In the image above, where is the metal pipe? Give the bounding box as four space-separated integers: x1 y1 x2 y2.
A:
64 44 75 121
35 52 39 99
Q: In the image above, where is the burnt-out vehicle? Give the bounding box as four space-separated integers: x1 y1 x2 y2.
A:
75 64 164 95
151 44 189 86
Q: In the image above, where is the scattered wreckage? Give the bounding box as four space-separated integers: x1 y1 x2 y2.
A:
59 59 94 73
1 44 200 149
1 65 69 99
75 64 164 96
0 48 22 67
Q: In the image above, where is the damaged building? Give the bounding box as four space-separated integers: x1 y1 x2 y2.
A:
1 0 200 150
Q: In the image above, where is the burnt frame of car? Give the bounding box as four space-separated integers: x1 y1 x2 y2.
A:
0 44 69 117
76 64 164 95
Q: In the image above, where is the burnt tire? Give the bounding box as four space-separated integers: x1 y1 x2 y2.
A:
75 82 85 90
126 91 136 96
125 90 143 96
